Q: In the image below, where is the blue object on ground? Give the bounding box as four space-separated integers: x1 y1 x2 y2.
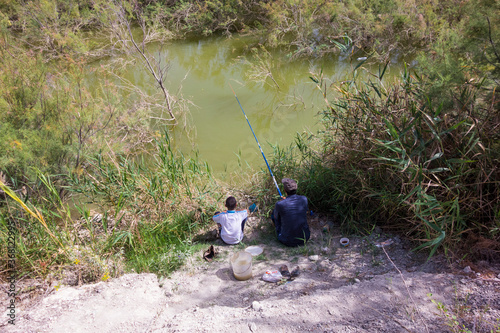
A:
249 203 257 213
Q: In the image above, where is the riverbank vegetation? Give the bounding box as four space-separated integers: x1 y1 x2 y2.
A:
1 0 499 282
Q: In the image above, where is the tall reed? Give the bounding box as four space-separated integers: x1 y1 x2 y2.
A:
0 132 220 281
68 131 219 275
267 63 499 259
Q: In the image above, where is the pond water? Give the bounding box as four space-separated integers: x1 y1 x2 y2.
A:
114 35 406 180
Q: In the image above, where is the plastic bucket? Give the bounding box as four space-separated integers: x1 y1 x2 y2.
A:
340 237 350 247
230 251 253 281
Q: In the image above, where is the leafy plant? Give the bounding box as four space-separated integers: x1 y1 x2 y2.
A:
428 292 500 333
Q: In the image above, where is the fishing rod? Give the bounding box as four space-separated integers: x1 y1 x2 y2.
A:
229 84 283 197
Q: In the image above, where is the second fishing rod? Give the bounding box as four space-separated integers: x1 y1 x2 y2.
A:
229 85 283 197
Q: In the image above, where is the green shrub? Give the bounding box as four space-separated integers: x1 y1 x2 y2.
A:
271 60 499 258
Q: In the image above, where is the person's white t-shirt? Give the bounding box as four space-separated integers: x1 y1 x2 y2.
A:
213 210 248 245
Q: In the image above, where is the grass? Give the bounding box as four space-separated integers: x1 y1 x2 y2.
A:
253 253 267 262
0 132 220 281
428 291 500 333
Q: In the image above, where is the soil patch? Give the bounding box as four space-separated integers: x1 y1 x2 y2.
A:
2 215 500 332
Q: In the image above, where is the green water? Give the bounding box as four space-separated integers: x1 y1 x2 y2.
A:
115 35 405 179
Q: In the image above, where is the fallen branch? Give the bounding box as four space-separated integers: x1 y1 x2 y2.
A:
382 246 430 333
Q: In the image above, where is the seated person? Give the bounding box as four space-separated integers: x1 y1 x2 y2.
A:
271 178 310 247
213 196 248 245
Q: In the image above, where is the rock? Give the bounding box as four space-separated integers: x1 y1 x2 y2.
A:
317 260 330 272
309 255 320 261
252 301 262 311
158 276 166 287
354 278 361 283
463 266 472 273
249 322 257 332
91 213 103 224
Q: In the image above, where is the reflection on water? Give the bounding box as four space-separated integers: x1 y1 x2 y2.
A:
114 35 404 180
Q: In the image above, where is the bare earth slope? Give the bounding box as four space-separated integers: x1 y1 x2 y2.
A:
2 216 500 332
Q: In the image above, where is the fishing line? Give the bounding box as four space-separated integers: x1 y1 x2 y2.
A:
229 84 283 197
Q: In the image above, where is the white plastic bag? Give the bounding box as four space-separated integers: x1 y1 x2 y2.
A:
261 270 283 283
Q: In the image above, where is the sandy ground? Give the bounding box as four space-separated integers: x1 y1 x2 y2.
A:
2 215 500 333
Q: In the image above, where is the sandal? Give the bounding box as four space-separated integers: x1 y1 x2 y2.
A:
203 245 216 261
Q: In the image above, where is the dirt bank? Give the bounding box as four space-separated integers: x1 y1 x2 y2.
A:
2 215 500 332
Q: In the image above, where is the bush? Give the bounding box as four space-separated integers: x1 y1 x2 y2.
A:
266 58 499 259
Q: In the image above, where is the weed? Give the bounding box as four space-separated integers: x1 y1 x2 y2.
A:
371 258 383 267
288 244 310 257
429 290 500 333
429 293 472 333
253 253 267 261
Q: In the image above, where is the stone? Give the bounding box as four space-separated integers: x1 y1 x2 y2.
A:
91 213 103 224
252 301 262 311
249 322 257 332
158 276 166 286
308 255 320 261
463 266 472 273
317 261 330 272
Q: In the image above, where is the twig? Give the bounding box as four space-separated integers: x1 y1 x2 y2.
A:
149 116 176 121
486 17 500 63
114 0 176 123
382 246 430 333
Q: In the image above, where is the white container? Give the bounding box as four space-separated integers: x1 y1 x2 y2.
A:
245 245 263 256
230 251 253 281
340 237 350 247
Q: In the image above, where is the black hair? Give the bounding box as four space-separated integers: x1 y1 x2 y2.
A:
225 196 237 210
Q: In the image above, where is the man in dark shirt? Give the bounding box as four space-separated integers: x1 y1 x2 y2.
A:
271 178 310 247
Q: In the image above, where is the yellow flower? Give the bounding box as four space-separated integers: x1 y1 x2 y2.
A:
10 140 22 150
